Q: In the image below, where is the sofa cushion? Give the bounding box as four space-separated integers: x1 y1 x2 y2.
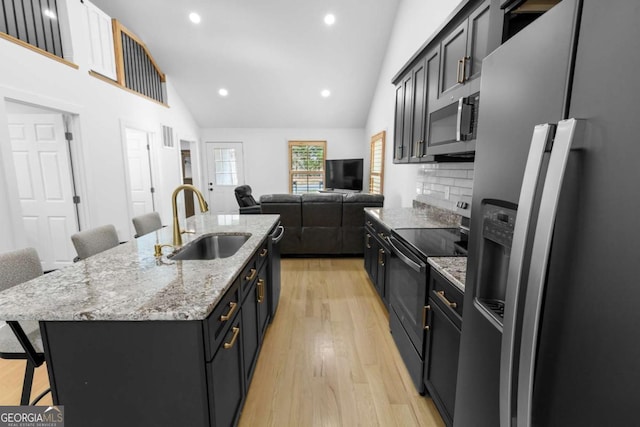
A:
342 193 385 226
259 194 302 227
301 193 342 227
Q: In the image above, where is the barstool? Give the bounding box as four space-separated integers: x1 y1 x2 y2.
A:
0 248 50 405
132 212 163 237
71 224 119 261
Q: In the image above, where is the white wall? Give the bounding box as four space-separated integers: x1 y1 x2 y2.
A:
0 0 200 251
365 0 460 208
199 128 365 199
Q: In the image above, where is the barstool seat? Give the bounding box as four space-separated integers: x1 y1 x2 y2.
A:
71 224 119 261
132 212 163 237
0 247 49 405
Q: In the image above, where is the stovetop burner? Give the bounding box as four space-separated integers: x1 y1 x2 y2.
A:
392 228 466 258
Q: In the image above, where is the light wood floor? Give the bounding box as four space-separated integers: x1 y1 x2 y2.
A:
0 258 444 426
239 258 444 427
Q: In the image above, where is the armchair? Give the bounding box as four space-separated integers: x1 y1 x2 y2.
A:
234 185 261 214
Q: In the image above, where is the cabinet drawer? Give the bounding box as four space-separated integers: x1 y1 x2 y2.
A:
430 268 464 326
256 238 269 271
365 214 391 238
204 277 240 361
240 252 259 299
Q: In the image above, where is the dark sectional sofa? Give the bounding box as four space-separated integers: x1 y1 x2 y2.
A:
258 193 384 256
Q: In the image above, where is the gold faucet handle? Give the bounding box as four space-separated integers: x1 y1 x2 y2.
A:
154 244 175 258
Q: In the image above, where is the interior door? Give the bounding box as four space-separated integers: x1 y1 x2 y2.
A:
125 127 155 221
8 114 78 270
205 142 245 214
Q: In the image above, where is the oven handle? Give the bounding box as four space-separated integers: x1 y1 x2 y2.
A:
387 237 426 273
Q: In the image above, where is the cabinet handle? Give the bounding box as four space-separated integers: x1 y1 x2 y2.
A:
223 326 240 349
366 221 373 227
378 249 385 266
457 59 464 84
366 234 371 249
461 56 469 81
436 290 457 308
378 232 385 239
396 145 404 160
260 248 268 257
245 268 257 281
219 301 237 322
423 305 431 330
257 279 265 303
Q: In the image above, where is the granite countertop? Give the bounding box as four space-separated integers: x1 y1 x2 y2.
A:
0 214 279 322
428 257 467 291
364 207 459 229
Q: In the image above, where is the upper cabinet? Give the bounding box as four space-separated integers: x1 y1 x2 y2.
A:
439 0 492 101
392 0 503 163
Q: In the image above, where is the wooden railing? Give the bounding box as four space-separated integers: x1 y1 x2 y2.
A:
112 19 166 104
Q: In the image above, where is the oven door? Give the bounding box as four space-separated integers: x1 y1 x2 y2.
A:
387 235 428 357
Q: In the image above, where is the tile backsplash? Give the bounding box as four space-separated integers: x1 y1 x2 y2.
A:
415 163 474 216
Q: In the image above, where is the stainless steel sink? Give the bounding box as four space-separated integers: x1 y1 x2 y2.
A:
169 233 251 260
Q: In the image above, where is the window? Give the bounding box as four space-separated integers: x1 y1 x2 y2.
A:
213 147 238 186
289 141 326 194
369 131 385 194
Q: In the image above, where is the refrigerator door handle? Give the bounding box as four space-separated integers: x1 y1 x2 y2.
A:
499 124 555 427
516 119 585 427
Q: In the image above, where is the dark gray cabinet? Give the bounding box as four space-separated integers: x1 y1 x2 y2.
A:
208 314 244 427
256 262 270 340
393 58 429 164
438 0 492 102
242 278 259 384
241 239 270 386
393 0 502 162
439 20 468 99
409 58 427 162
424 268 464 427
364 213 390 306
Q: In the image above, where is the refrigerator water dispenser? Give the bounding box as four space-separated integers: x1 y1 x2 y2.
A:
474 201 517 328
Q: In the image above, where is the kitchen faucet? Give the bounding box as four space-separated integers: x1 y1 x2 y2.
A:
171 184 209 247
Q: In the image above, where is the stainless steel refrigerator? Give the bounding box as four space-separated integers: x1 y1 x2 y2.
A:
454 0 640 426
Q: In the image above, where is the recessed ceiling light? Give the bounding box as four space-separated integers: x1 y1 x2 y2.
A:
324 14 336 26
43 9 57 19
321 89 331 98
189 12 201 24
218 88 229 97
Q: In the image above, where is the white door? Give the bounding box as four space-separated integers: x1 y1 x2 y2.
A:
8 114 78 270
125 128 155 220
205 142 245 214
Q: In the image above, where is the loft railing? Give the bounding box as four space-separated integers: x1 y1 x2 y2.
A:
112 19 166 104
0 0 64 58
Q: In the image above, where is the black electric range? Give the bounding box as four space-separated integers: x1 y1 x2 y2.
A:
391 227 467 259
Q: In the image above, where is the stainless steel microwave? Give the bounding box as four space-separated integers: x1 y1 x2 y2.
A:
427 93 479 157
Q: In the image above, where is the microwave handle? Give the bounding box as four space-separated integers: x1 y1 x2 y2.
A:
456 97 464 141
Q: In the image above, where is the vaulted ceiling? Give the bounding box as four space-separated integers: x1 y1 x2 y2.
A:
90 0 400 129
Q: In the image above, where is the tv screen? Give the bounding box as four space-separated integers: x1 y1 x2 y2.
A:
325 159 363 191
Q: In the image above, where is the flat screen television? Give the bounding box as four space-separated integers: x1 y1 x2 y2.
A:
325 158 363 191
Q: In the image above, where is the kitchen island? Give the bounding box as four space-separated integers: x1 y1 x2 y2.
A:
0 213 280 427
